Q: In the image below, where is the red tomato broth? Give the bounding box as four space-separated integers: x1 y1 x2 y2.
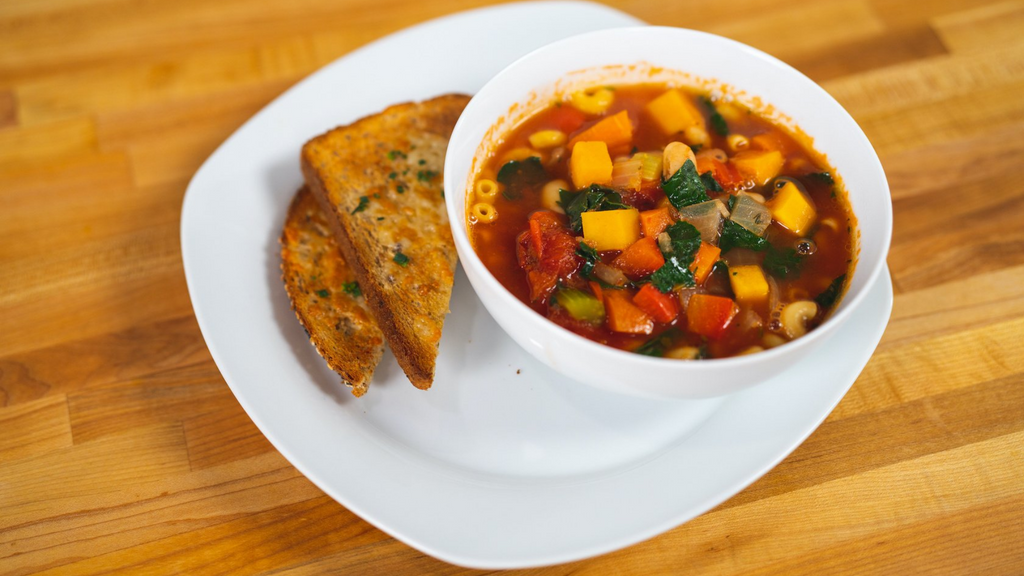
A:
468 83 855 359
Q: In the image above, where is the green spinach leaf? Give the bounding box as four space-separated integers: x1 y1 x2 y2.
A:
558 185 629 234
763 247 804 278
719 220 768 253
701 96 729 136
815 274 846 309
700 171 723 192
663 159 710 209
650 221 701 292
497 157 548 200
575 241 600 280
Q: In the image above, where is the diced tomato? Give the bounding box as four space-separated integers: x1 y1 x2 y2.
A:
604 290 654 334
639 207 674 239
516 211 580 302
611 237 665 279
689 242 722 286
620 183 662 211
695 157 741 190
686 294 739 339
633 283 679 323
548 105 587 134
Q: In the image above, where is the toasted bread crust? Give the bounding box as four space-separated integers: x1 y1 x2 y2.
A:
280 186 384 396
301 94 469 389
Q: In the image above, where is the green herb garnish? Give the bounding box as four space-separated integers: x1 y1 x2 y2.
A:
341 282 362 297
396 185 405 194
558 184 629 234
388 172 397 179
316 289 330 298
387 149 407 161
719 220 768 253
393 251 410 266
663 159 710 208
650 221 701 292
418 159 426 165
815 274 846 309
351 196 369 214
497 157 547 200
701 96 729 136
417 169 438 182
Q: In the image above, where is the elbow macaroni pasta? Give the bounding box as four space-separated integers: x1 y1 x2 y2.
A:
471 202 498 223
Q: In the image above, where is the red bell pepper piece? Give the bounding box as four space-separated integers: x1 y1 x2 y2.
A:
633 283 679 323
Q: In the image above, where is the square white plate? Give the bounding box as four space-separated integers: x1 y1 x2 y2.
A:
181 1 893 568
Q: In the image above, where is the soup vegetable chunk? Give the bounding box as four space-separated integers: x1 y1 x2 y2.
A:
468 84 854 359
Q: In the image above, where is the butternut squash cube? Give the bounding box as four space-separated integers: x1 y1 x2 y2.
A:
731 150 784 186
767 181 817 235
581 209 641 251
729 265 770 306
645 89 705 135
570 141 613 188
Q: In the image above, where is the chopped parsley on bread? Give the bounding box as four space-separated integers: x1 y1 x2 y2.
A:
280 186 384 397
301 94 470 389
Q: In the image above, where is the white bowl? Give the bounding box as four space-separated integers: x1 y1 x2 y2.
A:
444 26 891 399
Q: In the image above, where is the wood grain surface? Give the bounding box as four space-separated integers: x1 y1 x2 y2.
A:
2 0 1023 574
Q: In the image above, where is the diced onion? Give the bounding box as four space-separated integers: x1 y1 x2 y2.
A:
768 275 781 317
610 156 643 191
730 194 771 236
593 262 629 287
676 200 725 245
676 286 707 310
735 308 764 333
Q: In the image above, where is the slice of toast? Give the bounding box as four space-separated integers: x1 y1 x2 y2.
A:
301 94 470 389
280 186 384 397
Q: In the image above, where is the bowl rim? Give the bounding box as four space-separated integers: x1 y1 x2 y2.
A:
444 25 892 371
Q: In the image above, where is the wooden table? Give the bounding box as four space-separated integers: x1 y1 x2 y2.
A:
2 0 1023 573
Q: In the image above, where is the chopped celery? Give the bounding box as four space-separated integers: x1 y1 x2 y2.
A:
634 151 663 182
555 288 606 324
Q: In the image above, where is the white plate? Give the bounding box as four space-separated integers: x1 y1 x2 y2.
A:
181 1 893 569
